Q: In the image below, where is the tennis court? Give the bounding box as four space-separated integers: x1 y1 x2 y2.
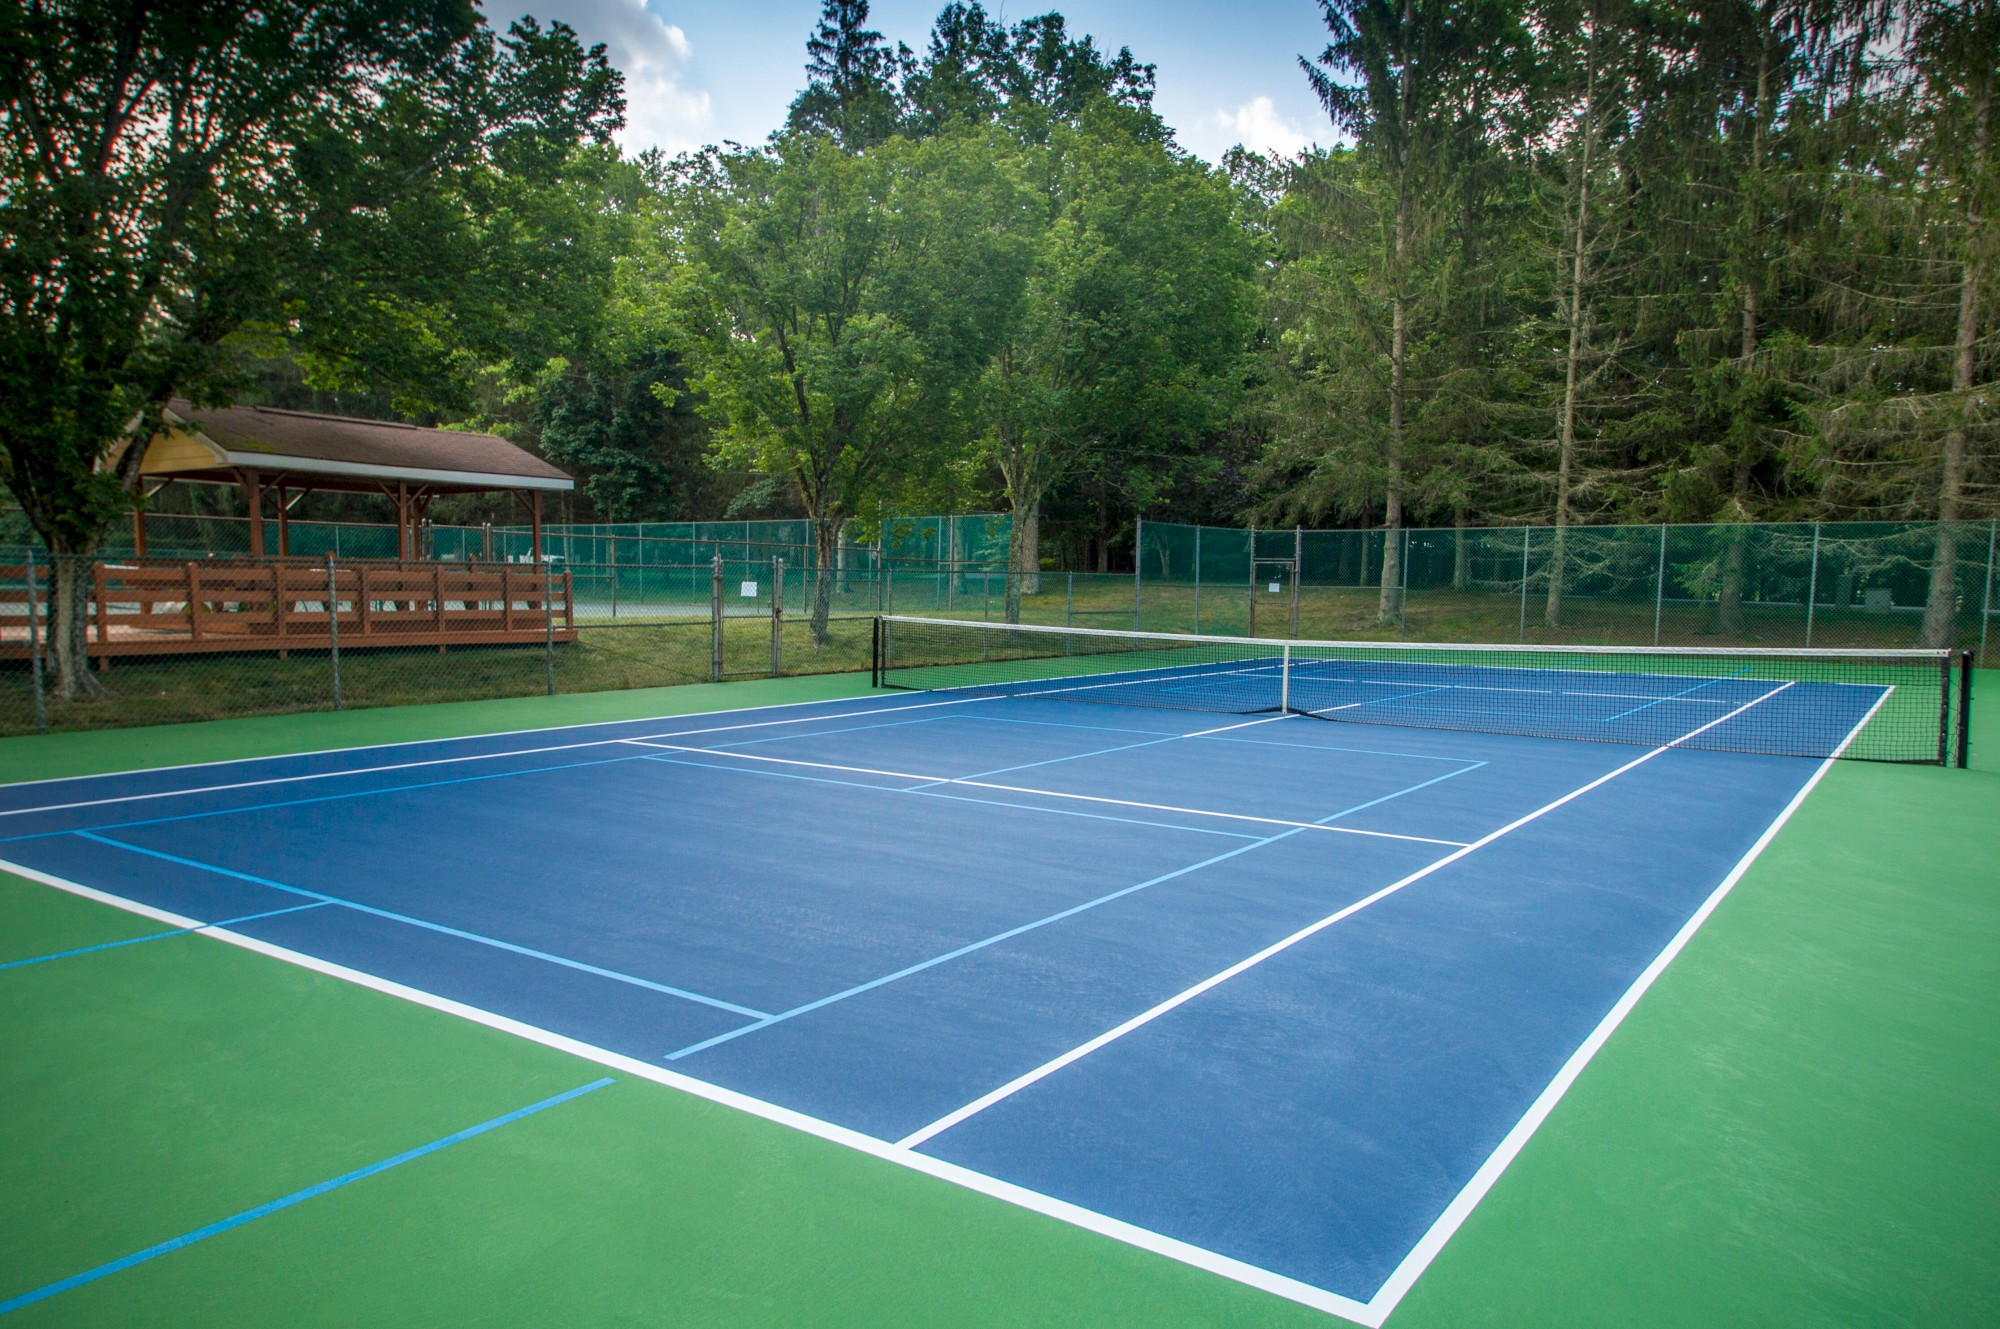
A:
0 621 1984 1324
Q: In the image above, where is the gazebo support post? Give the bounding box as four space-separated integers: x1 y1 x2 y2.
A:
244 468 265 557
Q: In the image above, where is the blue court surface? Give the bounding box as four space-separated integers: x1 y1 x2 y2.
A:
0 685 1867 1322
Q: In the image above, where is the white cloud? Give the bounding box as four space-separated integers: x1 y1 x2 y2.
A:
499 0 713 154
1210 96 1312 158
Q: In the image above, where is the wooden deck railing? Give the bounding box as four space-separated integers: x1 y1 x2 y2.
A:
0 559 575 664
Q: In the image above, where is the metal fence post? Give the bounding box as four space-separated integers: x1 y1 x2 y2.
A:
1192 525 1202 634
1398 526 1411 639
770 555 784 676
1248 524 1258 638
1653 523 1668 646
1519 527 1532 642
1133 515 1143 630
1292 526 1302 638
24 546 46 732
326 553 342 711
1066 571 1073 628
543 559 556 696
1804 522 1822 647
1980 518 1996 668
710 553 723 682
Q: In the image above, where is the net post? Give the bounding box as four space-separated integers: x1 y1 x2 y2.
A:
871 616 882 688
1804 522 1821 647
1133 515 1143 630
1938 654 1952 766
709 552 723 683
326 552 342 711
1066 571 1073 629
1193 525 1202 634
1280 644 1291 714
1958 651 1974 769
1519 527 1532 642
24 545 46 733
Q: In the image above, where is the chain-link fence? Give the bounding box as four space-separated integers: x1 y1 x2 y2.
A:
1134 519 1997 660
0 551 885 737
5 516 1992 737
0 508 1016 574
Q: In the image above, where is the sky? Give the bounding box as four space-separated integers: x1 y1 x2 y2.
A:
493 0 1336 164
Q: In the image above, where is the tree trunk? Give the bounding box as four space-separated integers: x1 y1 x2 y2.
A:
1547 44 1601 631
1922 77 1985 649
45 543 106 703
1021 508 1041 597
1717 526 1747 638
810 515 839 646
1379 286 1408 623
1001 485 1045 626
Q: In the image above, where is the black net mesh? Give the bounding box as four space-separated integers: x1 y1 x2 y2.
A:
876 616 1967 764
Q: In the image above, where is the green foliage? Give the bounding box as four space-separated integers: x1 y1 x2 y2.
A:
0 2 621 555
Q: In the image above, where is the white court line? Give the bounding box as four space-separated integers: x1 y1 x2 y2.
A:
0 663 1301 823
895 681 1797 1153
0 692 996 820
1289 672 1735 705
0 855 1374 1324
1356 685 1888 1323
0 683 907 793
0 674 1848 1325
620 739 1470 848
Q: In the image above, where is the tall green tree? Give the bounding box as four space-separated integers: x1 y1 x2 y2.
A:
786 0 912 148
1520 0 1662 625
984 107 1255 620
0 1 620 697
1285 0 1513 621
671 127 1028 642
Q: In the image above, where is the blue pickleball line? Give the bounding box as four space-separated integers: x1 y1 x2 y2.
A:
0 902 329 973
68 833 770 1020
0 1078 614 1317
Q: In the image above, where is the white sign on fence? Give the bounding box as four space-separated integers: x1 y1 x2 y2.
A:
740 581 758 598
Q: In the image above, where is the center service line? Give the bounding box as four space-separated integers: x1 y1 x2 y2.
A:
663 756 1486 1063
896 682 1795 1149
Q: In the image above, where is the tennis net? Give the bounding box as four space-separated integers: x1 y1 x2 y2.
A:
873 616 1973 765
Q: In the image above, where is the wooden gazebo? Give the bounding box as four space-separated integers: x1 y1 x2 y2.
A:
0 404 579 665
127 401 573 560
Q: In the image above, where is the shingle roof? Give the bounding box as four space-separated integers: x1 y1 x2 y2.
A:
162 401 571 490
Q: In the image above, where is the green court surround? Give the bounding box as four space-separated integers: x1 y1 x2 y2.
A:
1 671 1993 1326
